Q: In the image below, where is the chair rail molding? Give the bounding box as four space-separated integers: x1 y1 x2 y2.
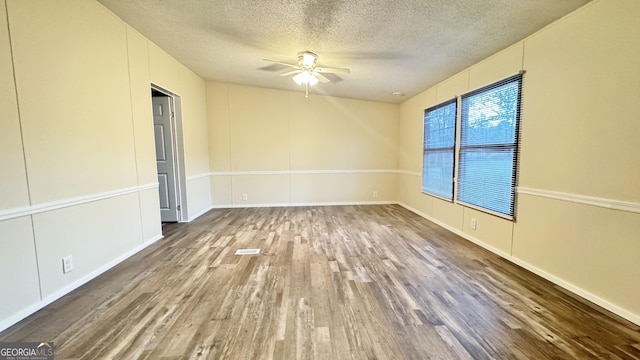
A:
0 183 159 221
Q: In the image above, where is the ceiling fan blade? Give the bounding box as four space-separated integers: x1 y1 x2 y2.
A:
279 69 302 77
263 58 300 69
316 66 350 75
314 73 330 83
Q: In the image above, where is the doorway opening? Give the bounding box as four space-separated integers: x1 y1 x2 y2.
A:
151 84 188 223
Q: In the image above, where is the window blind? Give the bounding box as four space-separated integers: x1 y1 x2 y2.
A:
458 74 523 217
422 99 456 200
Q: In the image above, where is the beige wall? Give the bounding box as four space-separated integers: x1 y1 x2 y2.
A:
0 0 39 327
206 83 399 207
513 0 640 320
0 0 210 330
11 0 137 204
398 0 640 322
0 1 28 212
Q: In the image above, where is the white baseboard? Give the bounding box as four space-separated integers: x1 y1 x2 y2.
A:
398 203 512 259
186 205 215 222
506 256 640 326
0 234 164 333
210 200 396 209
209 169 398 176
397 202 640 326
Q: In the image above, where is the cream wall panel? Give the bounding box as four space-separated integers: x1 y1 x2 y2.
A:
138 188 162 243
289 95 351 170
9 0 137 204
398 174 433 216
148 42 182 91
126 26 157 186
0 217 41 322
180 68 210 176
398 88 436 173
396 174 413 209
210 83 400 174
290 173 396 204
513 194 640 316
232 175 290 205
224 85 399 172
462 208 513 254
350 173 397 202
291 174 358 204
432 198 463 231
33 194 143 298
228 86 291 171
520 0 640 201
0 2 29 211
187 177 213 219
469 42 524 90
435 70 469 102
206 83 232 172
348 100 399 170
211 176 233 207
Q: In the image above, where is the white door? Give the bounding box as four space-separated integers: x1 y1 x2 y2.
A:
152 96 179 222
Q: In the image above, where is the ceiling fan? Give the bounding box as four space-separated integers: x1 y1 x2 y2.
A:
263 51 350 98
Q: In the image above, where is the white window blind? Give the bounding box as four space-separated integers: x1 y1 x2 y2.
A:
458 74 523 217
422 99 456 200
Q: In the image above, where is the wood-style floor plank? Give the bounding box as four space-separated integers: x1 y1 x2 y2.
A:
2 205 639 359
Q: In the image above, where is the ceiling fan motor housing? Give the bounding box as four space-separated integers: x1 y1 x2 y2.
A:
298 51 318 70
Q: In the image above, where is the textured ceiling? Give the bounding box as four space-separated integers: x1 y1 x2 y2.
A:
98 0 591 103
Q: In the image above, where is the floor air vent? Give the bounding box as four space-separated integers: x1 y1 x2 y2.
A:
235 249 261 255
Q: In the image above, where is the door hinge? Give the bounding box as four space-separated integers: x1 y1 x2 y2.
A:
171 112 175 120
177 205 181 211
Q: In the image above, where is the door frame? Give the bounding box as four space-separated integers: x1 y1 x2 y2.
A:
151 83 188 222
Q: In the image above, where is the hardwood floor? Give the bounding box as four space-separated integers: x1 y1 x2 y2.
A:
2 205 639 359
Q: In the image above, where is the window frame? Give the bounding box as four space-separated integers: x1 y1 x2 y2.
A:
421 73 524 220
457 74 523 219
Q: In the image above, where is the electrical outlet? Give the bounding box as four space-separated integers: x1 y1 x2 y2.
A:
470 218 477 230
62 255 74 274
242 194 248 201
373 191 378 198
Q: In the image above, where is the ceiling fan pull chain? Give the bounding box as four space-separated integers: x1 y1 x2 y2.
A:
305 82 309 98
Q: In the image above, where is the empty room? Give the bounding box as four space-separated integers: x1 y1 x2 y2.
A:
1 0 639 358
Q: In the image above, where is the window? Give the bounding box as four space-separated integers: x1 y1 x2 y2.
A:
422 99 456 200
458 74 523 217
421 73 523 219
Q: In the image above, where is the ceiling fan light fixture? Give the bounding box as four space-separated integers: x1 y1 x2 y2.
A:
307 74 319 86
293 71 318 86
292 71 307 85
